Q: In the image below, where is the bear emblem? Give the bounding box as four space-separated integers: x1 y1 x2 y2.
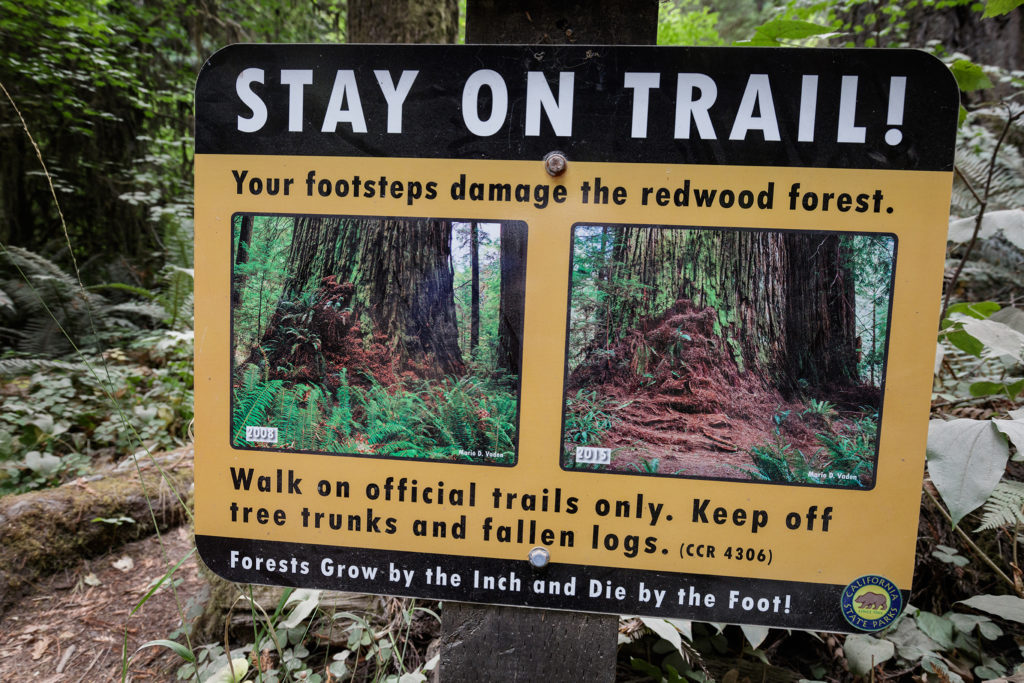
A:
854 590 887 610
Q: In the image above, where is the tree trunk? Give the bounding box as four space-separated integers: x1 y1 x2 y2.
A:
333 218 464 376
496 222 527 376
231 214 253 308
580 227 859 395
0 447 193 616
348 0 459 43
281 215 342 303
470 222 480 359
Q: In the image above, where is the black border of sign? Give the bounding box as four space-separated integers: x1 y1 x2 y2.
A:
194 533 907 633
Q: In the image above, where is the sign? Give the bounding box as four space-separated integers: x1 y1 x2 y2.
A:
194 45 958 633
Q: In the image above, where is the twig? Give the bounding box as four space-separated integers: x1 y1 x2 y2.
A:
924 486 1021 596
56 644 77 674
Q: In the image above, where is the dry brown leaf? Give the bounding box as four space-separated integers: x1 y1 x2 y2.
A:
30 635 51 660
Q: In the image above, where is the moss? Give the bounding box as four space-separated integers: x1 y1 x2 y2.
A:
0 460 192 610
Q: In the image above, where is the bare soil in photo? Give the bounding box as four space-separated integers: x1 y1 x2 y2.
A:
565 299 880 481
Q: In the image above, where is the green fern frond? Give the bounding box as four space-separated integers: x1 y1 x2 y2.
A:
232 365 283 446
977 481 1024 532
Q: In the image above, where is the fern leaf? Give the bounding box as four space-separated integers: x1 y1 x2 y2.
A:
977 480 1024 532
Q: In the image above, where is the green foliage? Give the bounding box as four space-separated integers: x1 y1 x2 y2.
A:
736 18 837 46
231 364 282 447
630 457 662 474
231 364 518 464
950 58 995 91
163 591 438 683
563 389 621 447
976 480 1024 531
658 0 724 46
982 0 1024 16
803 398 836 417
0 333 193 495
745 442 813 483
815 413 877 484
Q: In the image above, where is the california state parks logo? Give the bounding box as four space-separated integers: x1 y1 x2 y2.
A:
841 575 902 631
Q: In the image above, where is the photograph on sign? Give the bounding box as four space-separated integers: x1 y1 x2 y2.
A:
230 212 526 465
562 224 895 490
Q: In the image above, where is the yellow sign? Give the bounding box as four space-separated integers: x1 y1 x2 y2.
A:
194 45 958 631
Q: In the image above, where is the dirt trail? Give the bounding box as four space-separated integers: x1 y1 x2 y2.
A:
0 525 203 681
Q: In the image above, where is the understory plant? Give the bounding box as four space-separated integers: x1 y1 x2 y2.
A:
231 366 518 463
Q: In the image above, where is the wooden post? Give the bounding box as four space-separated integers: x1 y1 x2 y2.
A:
439 2 658 681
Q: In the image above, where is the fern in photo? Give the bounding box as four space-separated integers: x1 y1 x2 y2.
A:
430 378 484 452
357 379 428 456
231 364 283 446
274 383 325 451
743 442 813 484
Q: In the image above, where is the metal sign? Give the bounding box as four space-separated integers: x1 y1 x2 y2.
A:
194 44 958 632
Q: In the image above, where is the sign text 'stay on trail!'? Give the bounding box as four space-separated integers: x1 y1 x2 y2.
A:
193 44 958 633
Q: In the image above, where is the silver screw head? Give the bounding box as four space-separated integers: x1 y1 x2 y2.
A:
544 152 567 177
528 546 550 568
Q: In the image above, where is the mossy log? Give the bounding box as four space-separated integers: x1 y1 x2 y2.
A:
0 445 193 616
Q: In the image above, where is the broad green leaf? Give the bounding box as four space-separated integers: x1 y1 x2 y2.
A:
948 209 1024 250
992 307 1024 335
738 19 836 46
950 59 993 92
640 616 683 653
944 328 985 357
927 419 1009 526
983 0 1024 17
932 544 969 567
844 634 895 675
280 588 321 629
945 301 1001 320
915 611 955 649
24 451 61 476
887 616 941 661
994 419 1024 459
958 594 1024 623
970 379 1024 399
665 618 692 641
134 639 195 662
740 624 769 649
961 318 1024 359
205 658 249 683
948 613 1003 640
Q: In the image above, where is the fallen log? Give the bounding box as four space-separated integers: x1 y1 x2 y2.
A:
0 444 193 616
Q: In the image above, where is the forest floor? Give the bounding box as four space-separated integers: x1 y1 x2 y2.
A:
566 300 879 484
0 525 204 681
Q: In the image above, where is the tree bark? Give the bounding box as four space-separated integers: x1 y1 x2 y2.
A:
496 222 527 376
231 214 253 308
348 0 459 43
332 218 465 376
588 227 859 394
470 222 480 358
